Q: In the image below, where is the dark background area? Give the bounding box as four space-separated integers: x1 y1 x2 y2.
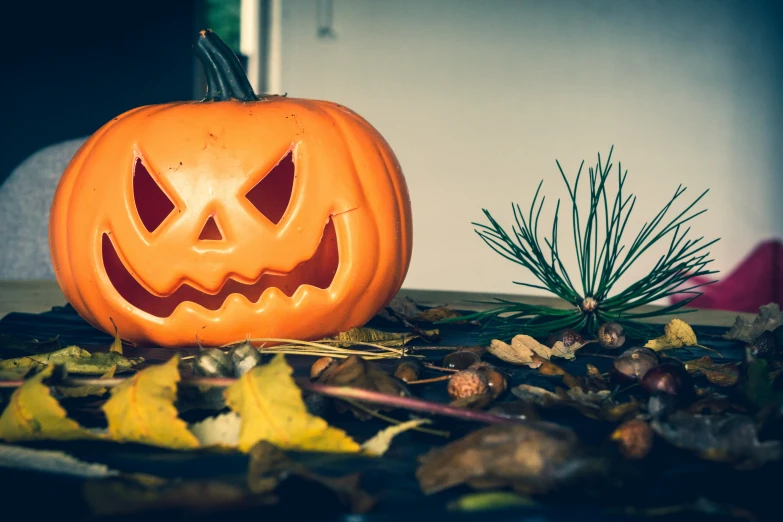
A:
1 1 203 186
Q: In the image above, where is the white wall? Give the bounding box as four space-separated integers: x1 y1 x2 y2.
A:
276 0 783 298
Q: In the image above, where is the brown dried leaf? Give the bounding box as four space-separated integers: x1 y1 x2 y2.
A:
511 384 638 422
723 303 783 342
248 441 376 514
684 356 740 387
487 335 550 366
316 355 411 420
413 306 464 323
327 327 435 347
416 422 603 495
584 364 610 391
536 359 581 390
550 340 587 360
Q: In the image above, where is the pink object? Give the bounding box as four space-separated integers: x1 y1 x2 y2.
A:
669 239 782 313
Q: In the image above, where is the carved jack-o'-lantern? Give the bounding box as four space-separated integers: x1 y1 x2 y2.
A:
49 31 412 347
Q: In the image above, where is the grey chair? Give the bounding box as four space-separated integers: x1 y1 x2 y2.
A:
0 138 88 279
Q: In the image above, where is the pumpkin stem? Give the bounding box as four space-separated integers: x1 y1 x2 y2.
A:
194 30 259 102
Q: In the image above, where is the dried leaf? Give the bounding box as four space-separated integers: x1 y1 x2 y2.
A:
416 422 602 495
512 384 637 422
189 412 241 448
0 444 119 478
550 340 587 360
109 320 123 355
723 303 783 342
361 418 431 456
84 477 254 517
487 335 549 366
316 355 411 419
225 354 360 453
327 327 434 347
651 411 782 468
0 346 142 374
414 306 464 323
685 356 740 387
536 359 581 390
102 355 199 450
584 364 610 391
248 441 376 513
644 319 699 351
0 365 95 442
377 295 422 322
56 365 117 398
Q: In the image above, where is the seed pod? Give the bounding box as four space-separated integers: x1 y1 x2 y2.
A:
228 342 265 377
442 350 481 370
192 348 233 377
546 328 584 349
469 362 507 399
611 347 659 384
598 322 626 350
394 357 424 383
447 369 489 401
310 356 336 380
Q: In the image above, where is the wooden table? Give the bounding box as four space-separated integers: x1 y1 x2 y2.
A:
0 280 751 328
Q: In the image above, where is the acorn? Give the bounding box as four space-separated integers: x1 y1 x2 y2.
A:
611 419 653 460
447 369 489 401
598 322 626 350
310 356 336 380
228 342 266 377
611 347 659 384
192 348 233 377
469 362 507 399
546 328 584 349
640 363 693 402
394 357 425 383
442 350 481 370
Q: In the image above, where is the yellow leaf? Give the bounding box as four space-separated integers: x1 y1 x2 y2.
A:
109 319 123 355
57 366 117 398
102 356 199 450
362 419 431 456
644 319 698 351
0 366 95 442
224 354 360 453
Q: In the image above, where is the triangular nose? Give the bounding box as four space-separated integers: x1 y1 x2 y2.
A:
198 216 223 241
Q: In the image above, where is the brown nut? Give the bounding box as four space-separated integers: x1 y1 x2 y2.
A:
611 347 659 384
310 356 336 380
394 357 424 383
546 328 584 349
469 362 507 399
447 369 489 400
598 322 626 350
442 350 481 370
611 419 653 459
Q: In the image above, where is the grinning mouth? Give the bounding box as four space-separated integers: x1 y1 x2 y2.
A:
102 217 339 318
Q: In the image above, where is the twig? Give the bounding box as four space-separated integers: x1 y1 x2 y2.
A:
406 375 450 385
422 363 460 373
342 399 451 438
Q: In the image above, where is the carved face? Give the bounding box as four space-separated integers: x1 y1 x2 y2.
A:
49 98 412 347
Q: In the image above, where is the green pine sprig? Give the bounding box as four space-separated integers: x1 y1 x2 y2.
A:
462 146 719 342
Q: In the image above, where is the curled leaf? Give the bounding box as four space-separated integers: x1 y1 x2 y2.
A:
723 303 783 342
225 354 360 453
550 340 587 360
326 327 433 347
0 365 95 442
109 318 123 355
684 356 740 387
102 355 199 450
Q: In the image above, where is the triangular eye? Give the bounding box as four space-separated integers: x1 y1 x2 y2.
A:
133 158 175 233
245 151 295 225
198 215 223 241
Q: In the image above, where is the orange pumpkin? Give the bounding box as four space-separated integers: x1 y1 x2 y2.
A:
49 30 412 347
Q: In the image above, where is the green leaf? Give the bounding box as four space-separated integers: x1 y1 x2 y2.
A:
0 346 142 375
